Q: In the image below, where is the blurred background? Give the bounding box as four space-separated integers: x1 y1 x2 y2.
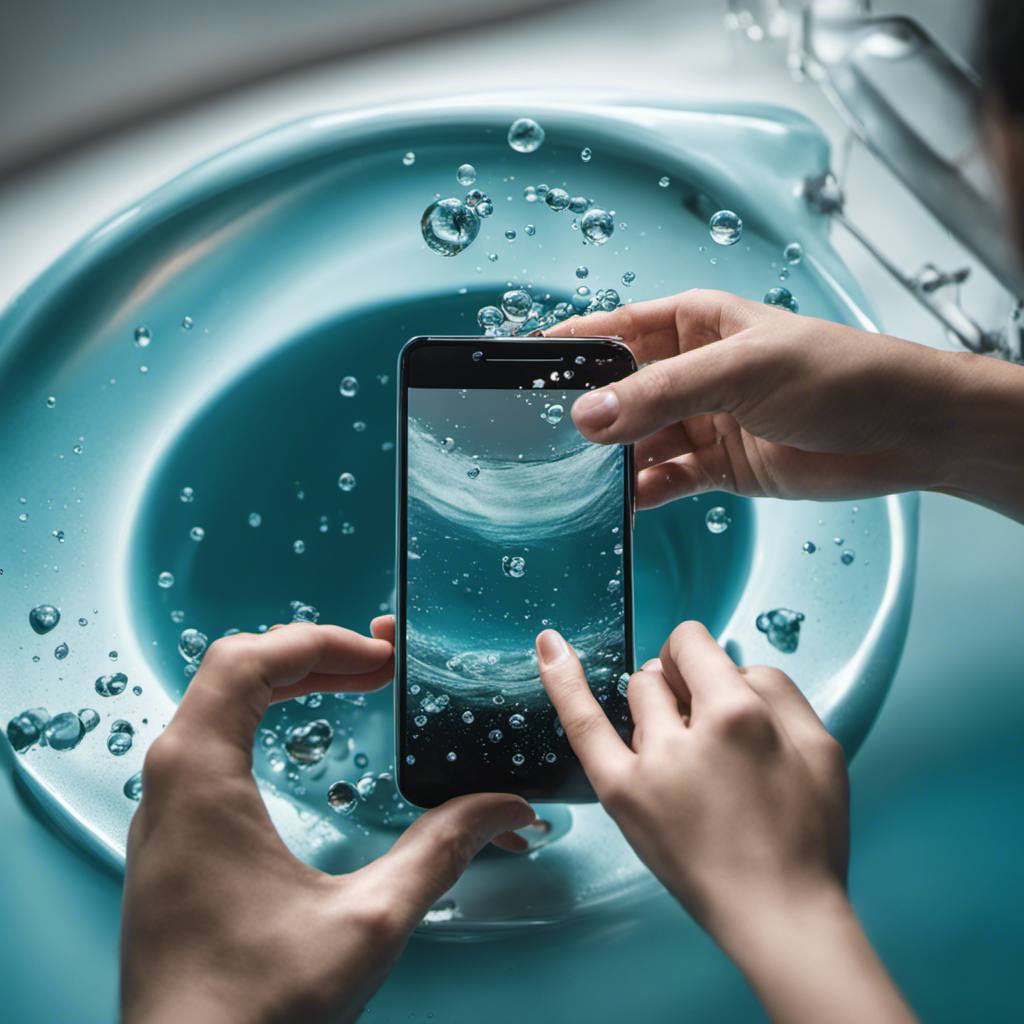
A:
1 1 1021 1021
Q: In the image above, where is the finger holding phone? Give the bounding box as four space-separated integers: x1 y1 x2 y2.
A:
535 622 920 1024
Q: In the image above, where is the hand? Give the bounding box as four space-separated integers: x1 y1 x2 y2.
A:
535 621 848 939
545 290 974 509
121 618 535 1024
535 623 919 1024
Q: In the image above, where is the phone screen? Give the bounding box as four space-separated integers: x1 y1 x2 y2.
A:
396 338 635 806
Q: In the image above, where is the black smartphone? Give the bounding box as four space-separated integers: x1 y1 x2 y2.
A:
395 335 636 807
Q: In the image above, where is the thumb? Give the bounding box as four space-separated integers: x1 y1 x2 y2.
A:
364 793 536 927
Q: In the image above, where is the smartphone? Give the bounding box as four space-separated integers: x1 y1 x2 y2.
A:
395 336 636 807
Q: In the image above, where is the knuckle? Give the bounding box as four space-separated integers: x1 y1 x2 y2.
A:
711 694 773 741
560 708 605 744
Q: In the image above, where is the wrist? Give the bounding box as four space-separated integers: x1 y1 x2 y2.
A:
930 350 1024 519
704 882 919 1024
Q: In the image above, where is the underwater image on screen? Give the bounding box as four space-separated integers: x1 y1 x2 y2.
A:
403 386 631 777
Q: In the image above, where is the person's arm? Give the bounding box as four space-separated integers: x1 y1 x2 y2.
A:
534 623 919 1024
121 618 534 1024
545 290 1024 524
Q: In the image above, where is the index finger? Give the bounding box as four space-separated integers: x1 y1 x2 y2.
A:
172 623 394 758
535 629 632 792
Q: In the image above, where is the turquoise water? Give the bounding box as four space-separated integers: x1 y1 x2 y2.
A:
1 98 989 1019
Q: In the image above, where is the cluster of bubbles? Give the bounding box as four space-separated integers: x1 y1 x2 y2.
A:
756 608 805 654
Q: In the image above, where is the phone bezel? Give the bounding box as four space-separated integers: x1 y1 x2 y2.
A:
394 336 637 808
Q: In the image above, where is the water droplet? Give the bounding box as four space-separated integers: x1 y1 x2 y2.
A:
78 708 100 732
405 754 416 765
446 751 457 762
621 270 636 286
705 507 731 533
456 163 477 185
507 117 545 153
509 713 526 729
575 266 589 279
462 710 475 723
840 550 855 565
505 229 516 241
356 773 377 798
422 198 480 256
132 685 143 696
338 472 356 492
542 404 564 424
284 719 334 765
158 571 174 588
613 541 624 555
139 365 148 374
803 541 816 554
181 316 194 330
607 578 621 593
95 672 128 697
569 196 591 215
43 712 85 751
501 289 532 322
124 771 143 801
502 555 526 578
525 223 536 236
440 437 455 452
467 466 480 479
293 539 306 554
179 486 195 503
111 719 134 735
352 421 367 434
73 445 83 455
575 355 586 364
134 326 151 347
340 375 359 397
6 708 50 752
784 242 803 264
581 147 592 162
29 604 60 634
189 526 205 542
354 752 369 769
658 176 670 187
109 650 118 660
581 208 614 244
403 151 416 166
532 378 545 388
291 602 320 623
755 608 805 653
178 627 208 662
54 642 69 660
512 753 525 765
709 210 742 245
489 729 503 742
107 731 133 756
46 396 56 408
248 512 262 527
18 513 27 522
414 714 428 727
545 188 570 212
763 286 799 313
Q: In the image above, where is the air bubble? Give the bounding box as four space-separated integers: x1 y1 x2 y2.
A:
179 486 194 502
158 571 174 588
421 198 480 256
763 286 799 313
709 210 742 245
284 720 334 765
545 188 570 212
178 628 208 662
456 163 477 185
755 608 805 653
95 672 128 697
107 731 133 756
542 404 564 424
581 209 614 244
44 713 85 752
340 376 359 397
54 642 69 660
501 289 532 322
502 555 526 578
507 118 545 153
338 472 356 491
134 326 151 347
29 604 60 634
189 526 205 542
124 772 143 801
705 507 731 533
784 242 803 264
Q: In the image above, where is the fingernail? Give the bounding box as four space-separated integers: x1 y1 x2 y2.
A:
571 389 619 430
537 629 570 668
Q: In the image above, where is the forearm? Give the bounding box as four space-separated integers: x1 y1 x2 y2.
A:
712 887 919 1024
932 350 1024 524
